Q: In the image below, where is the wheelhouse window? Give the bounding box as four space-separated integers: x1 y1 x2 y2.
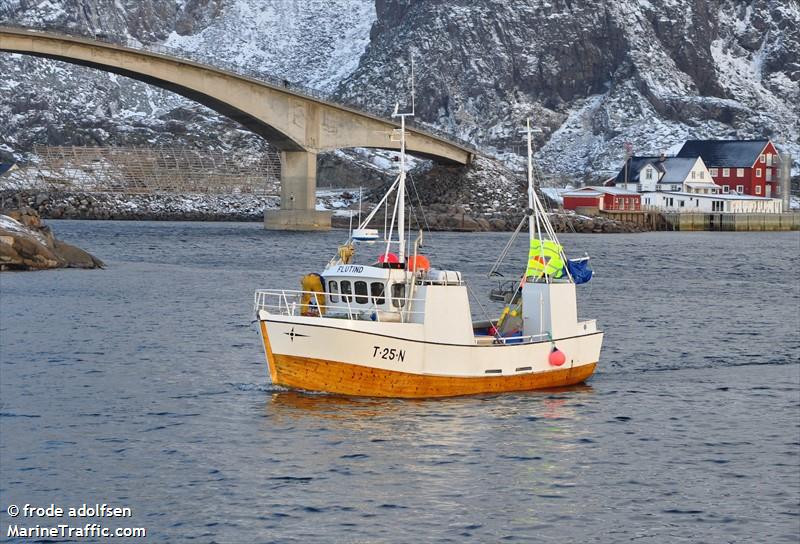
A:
391 283 406 308
340 280 352 303
328 280 339 303
370 282 386 305
354 281 368 304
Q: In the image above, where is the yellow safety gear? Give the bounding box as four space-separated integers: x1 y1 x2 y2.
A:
526 239 565 278
300 273 326 316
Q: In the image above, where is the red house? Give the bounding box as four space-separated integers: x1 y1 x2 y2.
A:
563 186 641 212
676 140 780 198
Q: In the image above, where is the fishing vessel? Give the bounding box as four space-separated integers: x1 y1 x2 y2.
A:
253 113 603 398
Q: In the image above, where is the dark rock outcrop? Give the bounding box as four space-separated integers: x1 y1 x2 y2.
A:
0 208 104 271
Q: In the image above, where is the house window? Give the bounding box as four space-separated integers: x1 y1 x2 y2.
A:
755 168 762 177
766 154 772 166
328 280 339 303
646 169 653 180
699 171 704 179
340 280 352 303
760 154 765 163
370 282 385 305
755 185 761 195
710 168 718 176
691 171 696 179
723 168 730 177
354 281 368 304
391 283 406 308
722 185 730 194
737 168 744 177
736 185 744 193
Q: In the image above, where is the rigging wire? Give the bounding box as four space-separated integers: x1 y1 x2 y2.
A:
487 214 527 277
465 281 501 338
407 171 434 245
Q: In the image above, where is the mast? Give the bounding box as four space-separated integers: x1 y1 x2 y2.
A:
527 118 535 245
398 114 407 263
524 118 572 284
392 56 414 264
358 186 362 224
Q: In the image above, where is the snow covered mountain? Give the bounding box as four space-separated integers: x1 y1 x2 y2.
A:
1 0 798 181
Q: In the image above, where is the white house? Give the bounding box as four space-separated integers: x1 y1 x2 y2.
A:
615 155 718 194
642 191 783 213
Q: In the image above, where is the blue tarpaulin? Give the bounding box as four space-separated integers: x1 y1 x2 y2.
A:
0 163 14 176
565 257 593 284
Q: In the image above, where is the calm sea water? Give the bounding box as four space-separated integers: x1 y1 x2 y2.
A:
1 221 798 543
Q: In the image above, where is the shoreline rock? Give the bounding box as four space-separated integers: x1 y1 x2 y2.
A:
334 204 646 233
2 190 647 233
2 190 278 222
0 208 104 271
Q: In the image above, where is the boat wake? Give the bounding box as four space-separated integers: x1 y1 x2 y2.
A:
230 382 290 393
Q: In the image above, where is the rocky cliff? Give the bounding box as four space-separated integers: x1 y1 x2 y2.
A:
1 0 798 181
336 0 799 178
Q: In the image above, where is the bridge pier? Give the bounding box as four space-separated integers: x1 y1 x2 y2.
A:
264 150 332 231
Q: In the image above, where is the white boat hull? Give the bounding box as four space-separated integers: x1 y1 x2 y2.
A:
257 311 602 398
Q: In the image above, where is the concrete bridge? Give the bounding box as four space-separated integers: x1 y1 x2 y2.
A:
0 26 474 230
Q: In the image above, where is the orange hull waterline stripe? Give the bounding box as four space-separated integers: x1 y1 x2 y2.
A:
259 321 279 384
259 322 596 398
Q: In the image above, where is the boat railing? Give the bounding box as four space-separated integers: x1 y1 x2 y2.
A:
254 289 426 320
477 332 552 345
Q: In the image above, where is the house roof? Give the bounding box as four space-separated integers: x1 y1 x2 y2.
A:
676 140 770 168
613 156 664 184
658 157 700 183
614 156 704 184
563 190 602 197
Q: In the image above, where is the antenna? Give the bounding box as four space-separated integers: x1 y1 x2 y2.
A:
410 56 415 116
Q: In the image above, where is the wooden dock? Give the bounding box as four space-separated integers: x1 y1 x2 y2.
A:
601 210 800 231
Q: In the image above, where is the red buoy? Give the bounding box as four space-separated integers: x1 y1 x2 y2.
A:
378 252 399 263
549 347 566 367
407 255 431 271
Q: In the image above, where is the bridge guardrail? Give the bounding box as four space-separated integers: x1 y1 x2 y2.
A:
0 22 480 155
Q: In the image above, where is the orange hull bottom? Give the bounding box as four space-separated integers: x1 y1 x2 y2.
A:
270 354 596 398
